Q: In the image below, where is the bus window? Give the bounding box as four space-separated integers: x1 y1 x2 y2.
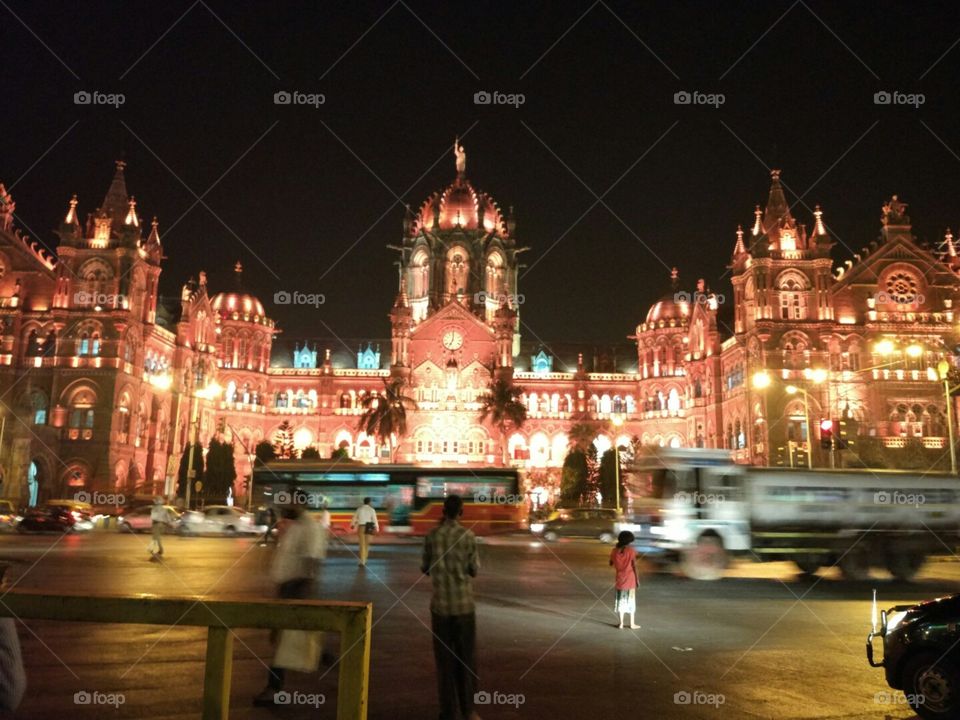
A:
702 470 743 502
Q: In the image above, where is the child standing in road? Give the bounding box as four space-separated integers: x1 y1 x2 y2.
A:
610 531 640 629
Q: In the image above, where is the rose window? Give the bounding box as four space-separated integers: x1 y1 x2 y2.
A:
885 271 920 304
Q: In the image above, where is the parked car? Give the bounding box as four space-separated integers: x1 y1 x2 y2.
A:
17 505 92 533
180 506 264 536
117 505 182 533
867 592 960 719
531 508 622 543
0 500 21 531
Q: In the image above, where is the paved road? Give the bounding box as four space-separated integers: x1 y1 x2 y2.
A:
0 529 956 719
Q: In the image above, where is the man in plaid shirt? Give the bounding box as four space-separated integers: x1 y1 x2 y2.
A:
421 495 481 720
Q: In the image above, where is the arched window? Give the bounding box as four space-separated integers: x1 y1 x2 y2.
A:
777 273 809 320
29 390 48 425
410 249 430 298
25 330 41 357
117 392 132 442
667 388 681 413
445 246 469 300
66 387 97 437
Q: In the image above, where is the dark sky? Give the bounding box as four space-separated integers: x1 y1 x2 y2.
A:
3 1 960 345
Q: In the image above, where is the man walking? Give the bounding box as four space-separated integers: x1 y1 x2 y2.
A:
349 497 379 567
421 495 481 720
253 504 326 706
149 497 169 559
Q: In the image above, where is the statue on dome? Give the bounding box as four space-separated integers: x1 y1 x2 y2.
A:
882 195 909 226
454 137 466 176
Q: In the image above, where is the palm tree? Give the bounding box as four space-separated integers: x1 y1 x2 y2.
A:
357 378 418 462
479 378 527 466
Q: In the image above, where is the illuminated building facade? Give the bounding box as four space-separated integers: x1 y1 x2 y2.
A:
1 154 958 505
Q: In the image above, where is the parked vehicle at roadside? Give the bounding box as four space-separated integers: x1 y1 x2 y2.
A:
530 507 622 543
868 592 960 719
17 506 92 533
117 505 182 533
180 505 264 536
0 500 21 531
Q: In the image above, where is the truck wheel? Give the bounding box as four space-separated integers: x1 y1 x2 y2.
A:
681 535 727 581
902 652 960 719
793 555 823 575
839 549 870 581
543 531 558 543
886 551 926 582
599 532 615 544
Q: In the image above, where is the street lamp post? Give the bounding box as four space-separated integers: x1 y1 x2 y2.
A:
938 360 957 475
185 379 222 511
753 370 825 468
611 415 624 514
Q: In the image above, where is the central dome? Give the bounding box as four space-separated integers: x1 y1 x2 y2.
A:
210 261 268 322
406 141 509 237
646 294 691 325
414 177 506 234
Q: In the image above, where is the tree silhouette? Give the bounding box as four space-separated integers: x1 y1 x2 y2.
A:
479 378 527 465
357 378 417 462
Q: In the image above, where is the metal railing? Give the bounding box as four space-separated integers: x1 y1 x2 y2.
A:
0 590 372 720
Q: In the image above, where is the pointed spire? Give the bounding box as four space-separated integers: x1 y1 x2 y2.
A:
143 216 162 263
943 228 957 258
670 267 679 292
65 194 78 225
124 196 138 227
813 204 827 236
234 260 243 289
762 168 793 230
751 204 762 236
147 217 160 244
733 224 747 255
101 160 129 222
396 271 409 308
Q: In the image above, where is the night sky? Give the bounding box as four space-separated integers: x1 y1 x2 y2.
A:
3 1 960 346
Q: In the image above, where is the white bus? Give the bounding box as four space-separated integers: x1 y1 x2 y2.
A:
628 447 960 581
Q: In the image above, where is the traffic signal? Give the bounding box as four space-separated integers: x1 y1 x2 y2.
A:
837 418 857 450
820 419 834 449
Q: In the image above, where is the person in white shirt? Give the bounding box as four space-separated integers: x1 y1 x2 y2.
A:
0 565 25 715
349 497 379 567
254 505 327 706
149 497 169 558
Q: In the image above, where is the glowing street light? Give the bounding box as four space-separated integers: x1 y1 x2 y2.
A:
874 339 895 355
751 371 771 390
149 373 173 391
806 367 828 384
906 344 924 358
185 379 223 510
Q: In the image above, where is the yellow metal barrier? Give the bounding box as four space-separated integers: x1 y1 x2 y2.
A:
0 590 371 720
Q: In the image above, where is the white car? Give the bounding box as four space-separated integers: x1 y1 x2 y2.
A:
180 506 264 536
117 505 182 533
